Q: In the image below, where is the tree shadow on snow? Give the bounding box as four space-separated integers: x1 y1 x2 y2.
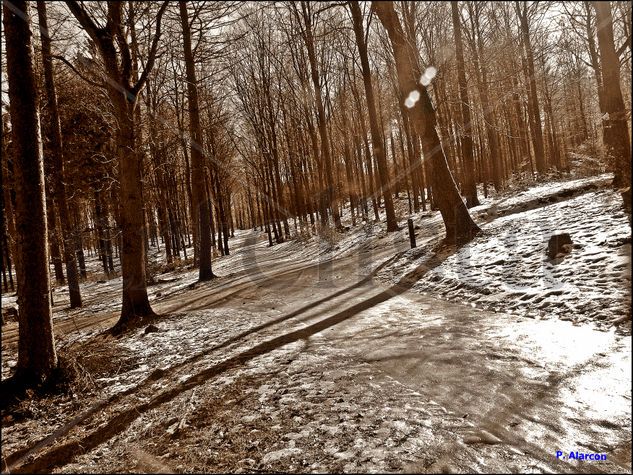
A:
4 241 454 473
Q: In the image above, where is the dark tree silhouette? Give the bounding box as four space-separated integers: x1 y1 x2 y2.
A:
3 0 57 384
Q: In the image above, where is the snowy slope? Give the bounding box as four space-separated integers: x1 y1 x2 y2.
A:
381 177 631 330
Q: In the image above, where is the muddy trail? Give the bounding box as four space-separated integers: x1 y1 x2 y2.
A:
1 176 631 474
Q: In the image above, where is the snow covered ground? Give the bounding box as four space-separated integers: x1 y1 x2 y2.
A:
380 174 631 331
1 171 631 473
277 172 630 331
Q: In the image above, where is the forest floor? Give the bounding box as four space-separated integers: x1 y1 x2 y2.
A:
1 171 631 474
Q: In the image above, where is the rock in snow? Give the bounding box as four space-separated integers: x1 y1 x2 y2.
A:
546 232 573 259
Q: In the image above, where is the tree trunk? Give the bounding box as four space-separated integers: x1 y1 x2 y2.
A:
1 140 17 292
94 191 110 275
65 0 167 332
46 196 65 284
4 0 57 383
180 1 214 280
451 1 479 207
401 106 423 211
37 1 82 307
350 1 398 231
373 1 479 244
115 99 155 327
593 1 632 194
468 5 502 191
584 1 607 114
517 1 546 173
70 198 87 278
299 1 340 229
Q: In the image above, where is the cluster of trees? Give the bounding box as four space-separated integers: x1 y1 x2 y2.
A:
1 1 630 384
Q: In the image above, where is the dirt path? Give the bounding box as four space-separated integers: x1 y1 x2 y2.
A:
2 227 630 473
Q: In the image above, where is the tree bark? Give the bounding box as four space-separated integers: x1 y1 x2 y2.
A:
115 97 155 325
4 0 57 383
180 1 214 280
350 1 398 231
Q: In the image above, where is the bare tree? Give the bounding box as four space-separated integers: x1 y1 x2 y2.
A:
349 1 398 231
373 1 480 243
179 1 215 280
515 1 546 173
451 1 479 207
289 1 342 229
37 2 83 308
65 1 168 332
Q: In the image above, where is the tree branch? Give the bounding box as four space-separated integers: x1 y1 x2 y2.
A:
51 54 107 89
65 1 105 44
616 34 630 57
132 1 169 96
109 2 132 84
